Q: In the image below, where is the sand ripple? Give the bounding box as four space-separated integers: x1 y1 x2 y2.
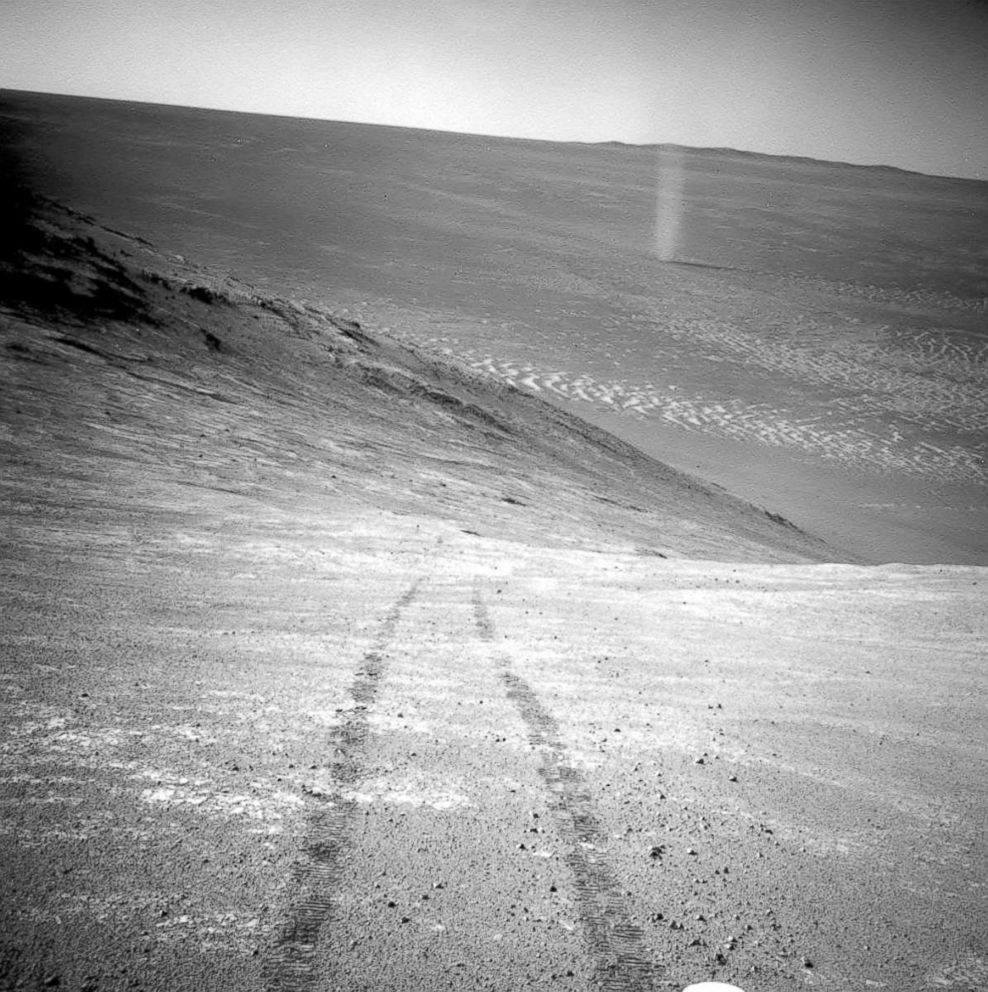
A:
470 353 984 481
418 314 987 484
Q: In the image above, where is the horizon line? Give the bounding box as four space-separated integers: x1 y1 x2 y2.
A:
3 86 983 185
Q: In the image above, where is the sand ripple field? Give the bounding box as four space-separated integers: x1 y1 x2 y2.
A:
415 305 987 486
455 350 985 482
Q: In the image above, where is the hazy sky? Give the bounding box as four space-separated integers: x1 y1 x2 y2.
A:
4 0 987 179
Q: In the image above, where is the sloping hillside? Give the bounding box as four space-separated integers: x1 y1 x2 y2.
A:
1 192 838 563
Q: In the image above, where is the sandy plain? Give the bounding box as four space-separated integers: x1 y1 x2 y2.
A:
1 93 987 992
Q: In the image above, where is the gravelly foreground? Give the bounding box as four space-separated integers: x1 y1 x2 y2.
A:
3 506 985 991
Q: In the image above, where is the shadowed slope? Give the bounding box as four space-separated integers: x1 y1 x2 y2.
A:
0 195 839 563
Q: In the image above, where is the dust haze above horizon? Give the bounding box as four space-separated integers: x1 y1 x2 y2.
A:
4 0 988 181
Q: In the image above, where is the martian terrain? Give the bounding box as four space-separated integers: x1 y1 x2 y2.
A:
0 92 986 992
